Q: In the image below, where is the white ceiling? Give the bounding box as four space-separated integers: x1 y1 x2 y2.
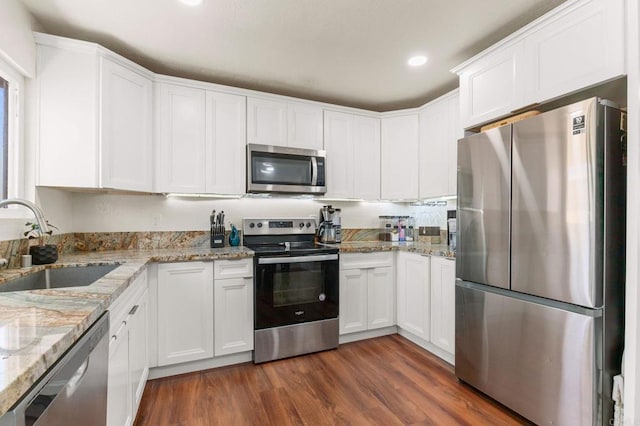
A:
20 0 567 111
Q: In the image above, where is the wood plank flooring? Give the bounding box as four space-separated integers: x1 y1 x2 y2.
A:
135 335 530 426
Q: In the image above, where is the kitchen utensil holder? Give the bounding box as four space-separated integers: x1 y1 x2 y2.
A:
210 232 225 248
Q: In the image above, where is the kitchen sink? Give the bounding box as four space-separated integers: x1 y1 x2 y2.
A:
0 264 120 292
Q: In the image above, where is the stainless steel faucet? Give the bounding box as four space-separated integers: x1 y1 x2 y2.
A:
0 198 51 267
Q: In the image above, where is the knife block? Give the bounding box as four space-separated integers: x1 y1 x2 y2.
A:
210 231 225 248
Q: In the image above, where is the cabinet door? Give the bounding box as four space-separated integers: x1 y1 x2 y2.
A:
367 266 395 330
157 262 213 366
205 91 246 194
247 97 287 146
214 277 254 356
419 100 448 199
524 0 625 103
37 44 99 187
288 102 323 150
129 288 149 414
352 115 381 201
108 322 132 426
430 257 456 355
458 40 528 129
339 268 368 334
381 114 419 200
155 83 206 193
101 58 153 192
447 94 462 196
396 252 430 340
323 110 353 198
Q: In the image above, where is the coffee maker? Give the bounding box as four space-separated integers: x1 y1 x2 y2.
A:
317 205 337 243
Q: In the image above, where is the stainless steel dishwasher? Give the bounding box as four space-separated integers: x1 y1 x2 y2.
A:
0 312 109 426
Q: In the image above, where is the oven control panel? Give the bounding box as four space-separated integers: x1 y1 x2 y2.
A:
243 218 316 236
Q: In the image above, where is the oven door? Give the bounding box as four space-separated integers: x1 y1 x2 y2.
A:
247 144 326 194
254 253 338 329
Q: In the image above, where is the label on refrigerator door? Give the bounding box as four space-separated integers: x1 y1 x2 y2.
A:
572 115 586 135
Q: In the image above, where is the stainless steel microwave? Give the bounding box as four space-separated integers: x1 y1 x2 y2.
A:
247 144 327 194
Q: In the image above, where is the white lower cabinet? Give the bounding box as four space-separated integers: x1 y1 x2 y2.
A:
430 257 456 355
108 320 131 426
396 252 430 340
157 262 214 366
339 253 395 335
214 259 254 356
129 287 149 413
107 269 149 426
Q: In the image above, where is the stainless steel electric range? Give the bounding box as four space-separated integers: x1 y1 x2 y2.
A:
243 218 339 364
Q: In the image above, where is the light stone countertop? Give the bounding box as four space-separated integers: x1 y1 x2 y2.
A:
331 241 456 259
0 246 253 417
0 241 452 417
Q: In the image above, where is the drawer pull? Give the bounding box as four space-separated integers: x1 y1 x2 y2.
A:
129 305 139 315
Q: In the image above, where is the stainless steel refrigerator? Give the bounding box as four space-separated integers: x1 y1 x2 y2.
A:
455 97 626 426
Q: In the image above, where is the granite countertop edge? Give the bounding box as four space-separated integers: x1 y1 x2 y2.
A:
0 242 450 416
0 246 254 417
335 241 456 259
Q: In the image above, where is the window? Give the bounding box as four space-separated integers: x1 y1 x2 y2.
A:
0 56 25 215
0 76 8 200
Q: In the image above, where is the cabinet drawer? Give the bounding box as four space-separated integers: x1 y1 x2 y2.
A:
109 268 148 337
214 258 253 279
340 252 394 270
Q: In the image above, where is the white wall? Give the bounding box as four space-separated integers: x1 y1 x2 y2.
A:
0 0 37 77
69 192 451 233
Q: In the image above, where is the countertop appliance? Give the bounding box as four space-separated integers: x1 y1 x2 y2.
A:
247 144 326 194
243 218 339 363
456 98 626 425
0 312 109 426
318 205 339 244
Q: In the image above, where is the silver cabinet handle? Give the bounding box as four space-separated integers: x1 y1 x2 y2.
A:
129 305 139 316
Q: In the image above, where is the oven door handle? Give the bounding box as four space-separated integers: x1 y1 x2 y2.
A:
258 254 338 264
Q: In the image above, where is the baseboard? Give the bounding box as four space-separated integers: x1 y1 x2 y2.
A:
147 329 452 379
339 326 398 344
397 328 455 365
148 351 253 379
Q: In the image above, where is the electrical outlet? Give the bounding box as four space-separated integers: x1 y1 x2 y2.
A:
151 213 162 228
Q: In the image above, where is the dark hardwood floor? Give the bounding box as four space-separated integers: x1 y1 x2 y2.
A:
135 335 529 426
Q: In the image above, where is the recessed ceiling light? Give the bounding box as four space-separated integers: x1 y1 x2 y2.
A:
408 55 428 67
179 0 202 6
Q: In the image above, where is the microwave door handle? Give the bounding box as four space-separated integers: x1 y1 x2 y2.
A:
311 156 318 186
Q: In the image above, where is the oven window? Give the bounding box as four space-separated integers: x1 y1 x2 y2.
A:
252 152 312 185
273 263 324 307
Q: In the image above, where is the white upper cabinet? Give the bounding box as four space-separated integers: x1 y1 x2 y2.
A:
248 97 323 150
288 102 324 150
453 0 625 129
523 0 625 103
155 83 207 193
36 34 153 191
381 114 419 200
155 81 246 194
419 90 461 199
456 40 528 129
247 97 287 146
205 91 247 194
324 110 380 200
101 58 153 192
